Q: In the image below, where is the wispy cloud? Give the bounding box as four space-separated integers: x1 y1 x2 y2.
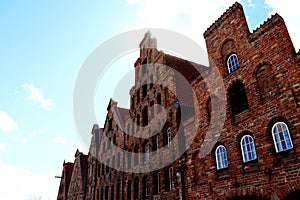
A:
8 136 30 144
247 0 255 8
0 161 57 200
0 143 7 154
29 125 48 137
53 136 66 144
22 83 54 111
264 0 300 50
127 0 239 49
0 110 19 132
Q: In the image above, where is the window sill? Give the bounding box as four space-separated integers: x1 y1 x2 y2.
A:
233 108 250 124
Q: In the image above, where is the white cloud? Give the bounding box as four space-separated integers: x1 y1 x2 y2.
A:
0 110 19 132
247 0 255 8
127 0 300 55
0 143 7 154
29 125 48 137
22 83 54 111
8 136 30 143
0 160 58 200
53 136 66 144
264 0 300 50
127 0 239 49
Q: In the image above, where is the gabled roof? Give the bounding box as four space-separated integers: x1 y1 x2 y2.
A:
67 150 88 197
165 54 208 107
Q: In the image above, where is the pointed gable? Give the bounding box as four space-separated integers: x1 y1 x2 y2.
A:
56 161 74 200
67 150 88 199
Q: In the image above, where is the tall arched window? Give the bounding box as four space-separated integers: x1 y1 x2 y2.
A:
156 135 160 152
256 64 278 101
134 178 140 200
215 145 228 170
167 127 171 147
227 53 240 73
144 142 150 162
134 145 139 165
144 176 151 197
272 122 293 152
229 81 249 115
240 135 257 162
168 167 173 190
127 180 132 200
156 172 160 194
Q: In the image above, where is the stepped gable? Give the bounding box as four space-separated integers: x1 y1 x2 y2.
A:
249 13 285 41
204 2 242 37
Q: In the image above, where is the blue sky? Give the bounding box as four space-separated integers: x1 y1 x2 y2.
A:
0 0 299 199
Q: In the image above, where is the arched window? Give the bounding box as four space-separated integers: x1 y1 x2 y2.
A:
240 135 257 162
168 167 173 190
227 53 240 73
144 142 150 162
111 185 114 200
144 176 151 197
134 178 140 199
156 172 160 194
229 81 249 115
256 64 278 101
134 145 139 165
272 122 293 152
156 135 160 152
127 180 132 200
167 127 171 147
128 151 132 169
215 145 228 170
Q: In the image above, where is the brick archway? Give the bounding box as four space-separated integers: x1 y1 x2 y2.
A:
227 196 269 200
273 180 300 199
216 187 271 200
283 190 300 200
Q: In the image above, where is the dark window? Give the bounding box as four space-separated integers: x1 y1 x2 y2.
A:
116 183 120 200
142 106 148 126
142 84 147 98
111 185 114 200
127 180 132 200
134 145 139 165
145 176 150 197
229 81 249 115
156 172 160 194
134 178 140 199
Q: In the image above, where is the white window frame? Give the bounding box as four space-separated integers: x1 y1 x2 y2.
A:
156 172 160 194
240 135 257 162
145 142 150 161
156 135 160 152
227 53 240 73
168 167 173 190
215 145 228 170
272 122 293 152
145 176 150 197
167 127 171 147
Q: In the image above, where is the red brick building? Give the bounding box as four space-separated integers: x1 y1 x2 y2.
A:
57 2 300 199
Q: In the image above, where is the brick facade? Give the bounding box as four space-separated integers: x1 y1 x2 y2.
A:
57 2 300 199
